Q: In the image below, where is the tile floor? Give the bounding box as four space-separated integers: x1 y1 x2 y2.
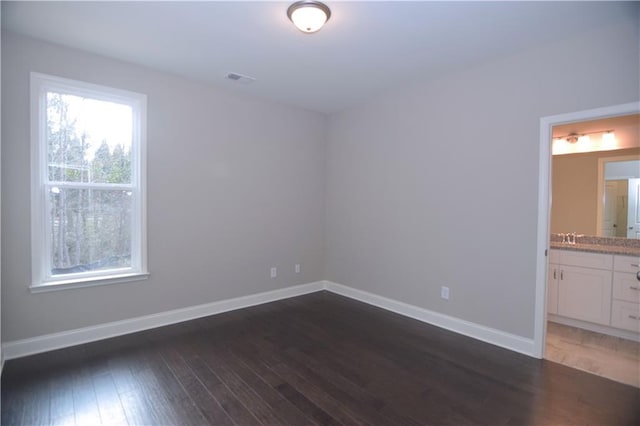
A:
545 321 640 388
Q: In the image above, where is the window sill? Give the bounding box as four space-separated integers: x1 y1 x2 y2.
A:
30 272 150 293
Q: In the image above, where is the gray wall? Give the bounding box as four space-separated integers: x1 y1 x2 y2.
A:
2 33 326 342
2 6 640 346
325 15 640 338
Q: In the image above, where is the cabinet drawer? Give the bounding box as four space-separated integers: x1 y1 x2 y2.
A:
611 300 640 333
558 251 613 270
613 255 640 273
549 249 561 264
613 272 640 303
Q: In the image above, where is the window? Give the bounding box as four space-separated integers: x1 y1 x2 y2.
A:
30 73 147 290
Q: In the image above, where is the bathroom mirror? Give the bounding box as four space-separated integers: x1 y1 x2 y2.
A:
598 157 640 238
550 113 640 239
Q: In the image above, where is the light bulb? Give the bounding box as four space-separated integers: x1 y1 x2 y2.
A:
552 138 569 155
577 135 591 144
602 131 616 148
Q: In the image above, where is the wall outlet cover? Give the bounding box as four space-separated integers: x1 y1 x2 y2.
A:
441 286 450 300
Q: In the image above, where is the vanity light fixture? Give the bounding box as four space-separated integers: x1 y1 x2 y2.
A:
602 131 616 147
554 129 614 144
287 1 331 33
564 133 580 144
577 134 591 145
552 129 618 155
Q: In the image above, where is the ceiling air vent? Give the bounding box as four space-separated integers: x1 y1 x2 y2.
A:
225 72 256 85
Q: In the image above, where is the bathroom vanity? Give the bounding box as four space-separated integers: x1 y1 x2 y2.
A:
547 235 640 340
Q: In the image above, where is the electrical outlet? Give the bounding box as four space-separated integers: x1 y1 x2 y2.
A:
270 267 277 278
295 264 301 274
441 286 450 300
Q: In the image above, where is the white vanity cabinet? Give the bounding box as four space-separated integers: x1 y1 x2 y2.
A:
611 255 640 332
548 250 613 326
548 250 640 336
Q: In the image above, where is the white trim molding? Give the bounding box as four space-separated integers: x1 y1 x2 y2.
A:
324 281 535 356
2 281 324 360
534 101 640 358
3 280 541 361
30 72 148 290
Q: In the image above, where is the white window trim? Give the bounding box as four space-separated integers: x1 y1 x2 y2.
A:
30 72 148 291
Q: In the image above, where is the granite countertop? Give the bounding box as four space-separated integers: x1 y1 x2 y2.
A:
550 241 640 257
550 234 640 257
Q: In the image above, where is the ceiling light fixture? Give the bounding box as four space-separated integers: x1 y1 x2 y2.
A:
287 1 331 34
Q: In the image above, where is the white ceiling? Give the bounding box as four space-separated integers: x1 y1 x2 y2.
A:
2 1 638 114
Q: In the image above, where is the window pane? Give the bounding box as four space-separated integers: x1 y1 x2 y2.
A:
49 187 133 275
46 92 133 184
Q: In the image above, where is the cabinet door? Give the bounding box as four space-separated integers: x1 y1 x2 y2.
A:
547 264 559 315
558 266 612 325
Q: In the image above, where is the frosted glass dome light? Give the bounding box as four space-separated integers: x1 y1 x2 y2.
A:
288 1 331 34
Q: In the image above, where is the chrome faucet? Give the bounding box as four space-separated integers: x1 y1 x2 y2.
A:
558 232 580 244
566 232 584 245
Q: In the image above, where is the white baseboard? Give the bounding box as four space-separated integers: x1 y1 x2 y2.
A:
324 281 536 356
2 279 537 361
2 281 324 360
548 314 640 342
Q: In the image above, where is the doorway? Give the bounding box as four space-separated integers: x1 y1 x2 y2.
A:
534 102 640 385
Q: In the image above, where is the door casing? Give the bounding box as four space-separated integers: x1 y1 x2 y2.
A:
533 101 640 358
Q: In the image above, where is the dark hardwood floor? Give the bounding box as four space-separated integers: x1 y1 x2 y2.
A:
2 291 639 425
